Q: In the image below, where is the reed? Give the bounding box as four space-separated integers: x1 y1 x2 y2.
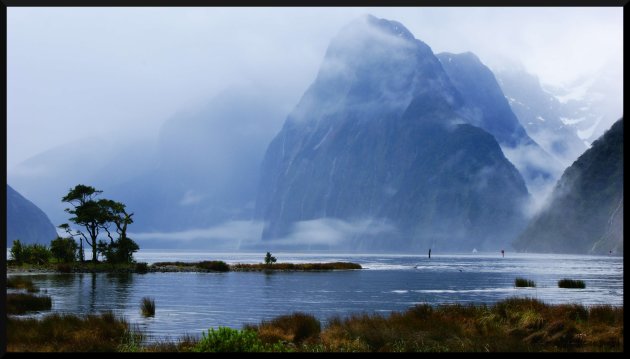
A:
514 277 536 287
141 297 156 317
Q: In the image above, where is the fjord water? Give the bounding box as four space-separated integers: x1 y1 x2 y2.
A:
9 251 622 342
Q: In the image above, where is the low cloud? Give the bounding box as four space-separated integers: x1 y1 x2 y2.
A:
129 221 263 243
266 217 396 246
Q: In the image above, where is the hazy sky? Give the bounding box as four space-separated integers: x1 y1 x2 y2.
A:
7 7 623 169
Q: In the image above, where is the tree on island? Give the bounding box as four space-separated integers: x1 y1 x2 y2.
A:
264 252 277 266
60 184 139 263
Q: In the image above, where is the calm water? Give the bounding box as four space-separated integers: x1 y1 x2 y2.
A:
7 251 623 342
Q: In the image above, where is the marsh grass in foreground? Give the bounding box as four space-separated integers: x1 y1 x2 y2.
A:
7 298 623 352
7 312 138 352
558 279 586 289
515 277 536 287
7 293 52 314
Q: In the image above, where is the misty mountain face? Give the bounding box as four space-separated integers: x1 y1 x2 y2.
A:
256 15 530 252
545 58 623 146
7 184 58 246
514 118 623 255
108 87 287 233
495 67 587 168
436 53 563 189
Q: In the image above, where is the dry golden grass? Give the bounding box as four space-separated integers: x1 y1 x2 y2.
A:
7 312 131 352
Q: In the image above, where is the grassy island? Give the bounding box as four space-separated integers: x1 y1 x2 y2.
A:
7 260 362 274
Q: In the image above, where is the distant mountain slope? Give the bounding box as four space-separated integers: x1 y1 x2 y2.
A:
495 66 587 168
7 184 58 246
514 118 623 254
437 52 563 190
256 15 530 252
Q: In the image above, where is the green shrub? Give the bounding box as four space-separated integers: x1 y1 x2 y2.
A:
558 279 585 289
50 236 78 263
193 327 290 352
10 240 52 265
9 239 25 264
141 297 155 317
514 278 536 287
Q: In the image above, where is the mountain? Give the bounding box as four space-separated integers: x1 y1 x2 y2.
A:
544 57 623 146
255 15 530 252
436 52 563 191
6 184 58 246
106 85 288 235
513 118 623 255
495 66 587 168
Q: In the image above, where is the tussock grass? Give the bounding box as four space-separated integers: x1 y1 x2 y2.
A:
247 312 321 344
558 279 586 289
7 276 39 292
141 297 155 317
7 293 52 314
515 277 536 287
7 312 134 352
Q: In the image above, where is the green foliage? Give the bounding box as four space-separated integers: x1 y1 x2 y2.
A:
50 236 78 263
264 252 277 266
10 239 25 264
11 241 52 265
61 184 139 263
141 297 155 317
193 327 290 352
558 279 586 289
514 278 536 288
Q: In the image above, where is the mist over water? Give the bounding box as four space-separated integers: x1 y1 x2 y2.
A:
8 251 622 343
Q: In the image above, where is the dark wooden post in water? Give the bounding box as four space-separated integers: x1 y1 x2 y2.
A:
428 249 431 259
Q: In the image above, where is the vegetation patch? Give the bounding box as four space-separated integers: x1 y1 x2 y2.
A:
7 276 39 292
141 297 156 317
193 327 290 352
7 312 136 352
514 277 536 288
7 293 52 315
5 298 623 352
231 262 362 271
558 279 586 289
